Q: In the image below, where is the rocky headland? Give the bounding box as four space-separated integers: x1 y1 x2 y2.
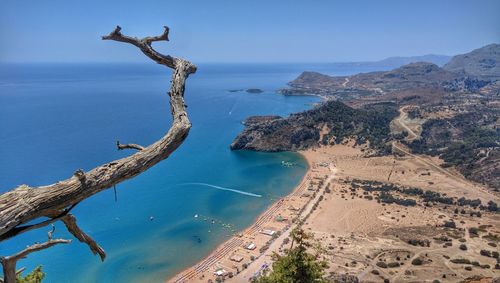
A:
233 43 500 190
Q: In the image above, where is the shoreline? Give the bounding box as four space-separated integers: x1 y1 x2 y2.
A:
232 144 499 283
168 151 325 283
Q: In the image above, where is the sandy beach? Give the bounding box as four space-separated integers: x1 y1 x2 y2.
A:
169 142 500 283
168 150 330 283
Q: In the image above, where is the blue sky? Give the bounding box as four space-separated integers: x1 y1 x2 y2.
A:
1 0 499 63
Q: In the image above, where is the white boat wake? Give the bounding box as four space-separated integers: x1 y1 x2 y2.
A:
178 182 262 198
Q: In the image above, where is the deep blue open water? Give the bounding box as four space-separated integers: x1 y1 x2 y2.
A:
0 62 382 282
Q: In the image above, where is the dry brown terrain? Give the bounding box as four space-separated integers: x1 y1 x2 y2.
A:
299 144 499 282
170 142 499 282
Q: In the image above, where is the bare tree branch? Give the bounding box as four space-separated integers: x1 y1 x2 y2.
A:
0 25 197 273
1 227 71 283
47 224 55 240
1 239 71 282
143 26 169 45
101 25 195 73
60 214 106 261
116 140 144 151
0 204 77 242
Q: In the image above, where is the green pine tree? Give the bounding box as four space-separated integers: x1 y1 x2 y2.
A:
16 266 45 283
255 228 328 283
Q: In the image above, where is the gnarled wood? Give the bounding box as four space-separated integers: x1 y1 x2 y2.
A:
0 25 196 282
60 214 106 261
117 140 144 151
1 226 71 283
0 203 76 242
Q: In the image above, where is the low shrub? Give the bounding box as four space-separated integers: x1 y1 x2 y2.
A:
411 258 423 265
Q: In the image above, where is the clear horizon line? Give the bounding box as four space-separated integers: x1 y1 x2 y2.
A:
0 56 453 65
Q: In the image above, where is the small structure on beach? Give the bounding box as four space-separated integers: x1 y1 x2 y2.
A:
245 242 256 250
260 229 276 236
214 268 227 276
230 255 244 262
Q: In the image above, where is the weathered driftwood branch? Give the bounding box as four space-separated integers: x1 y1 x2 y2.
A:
0 205 74 242
0 25 196 281
1 227 71 282
143 26 170 45
60 214 106 261
117 140 144 151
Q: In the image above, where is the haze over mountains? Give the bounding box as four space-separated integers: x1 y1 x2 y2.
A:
228 42 500 282
281 43 499 98
232 43 500 190
348 54 452 68
443 43 500 80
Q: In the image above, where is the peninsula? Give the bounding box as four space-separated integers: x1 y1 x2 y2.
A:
173 43 500 283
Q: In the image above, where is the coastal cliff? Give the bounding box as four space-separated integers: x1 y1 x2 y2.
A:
231 101 398 153
232 43 500 190
282 44 500 98
443 43 500 80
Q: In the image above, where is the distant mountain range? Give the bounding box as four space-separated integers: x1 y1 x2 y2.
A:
357 54 452 68
283 62 462 98
443 43 500 80
232 43 500 189
326 44 499 76
281 43 499 98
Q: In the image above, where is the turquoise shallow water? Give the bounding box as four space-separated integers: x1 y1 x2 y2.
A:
0 63 319 282
0 62 381 282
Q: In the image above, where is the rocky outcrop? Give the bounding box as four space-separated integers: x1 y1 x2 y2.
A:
232 44 500 189
242 115 281 126
231 101 398 153
443 43 500 80
442 76 490 92
408 106 500 190
246 88 264 93
283 45 500 98
281 62 465 99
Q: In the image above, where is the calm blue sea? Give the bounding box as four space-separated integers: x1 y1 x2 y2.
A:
0 62 383 282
